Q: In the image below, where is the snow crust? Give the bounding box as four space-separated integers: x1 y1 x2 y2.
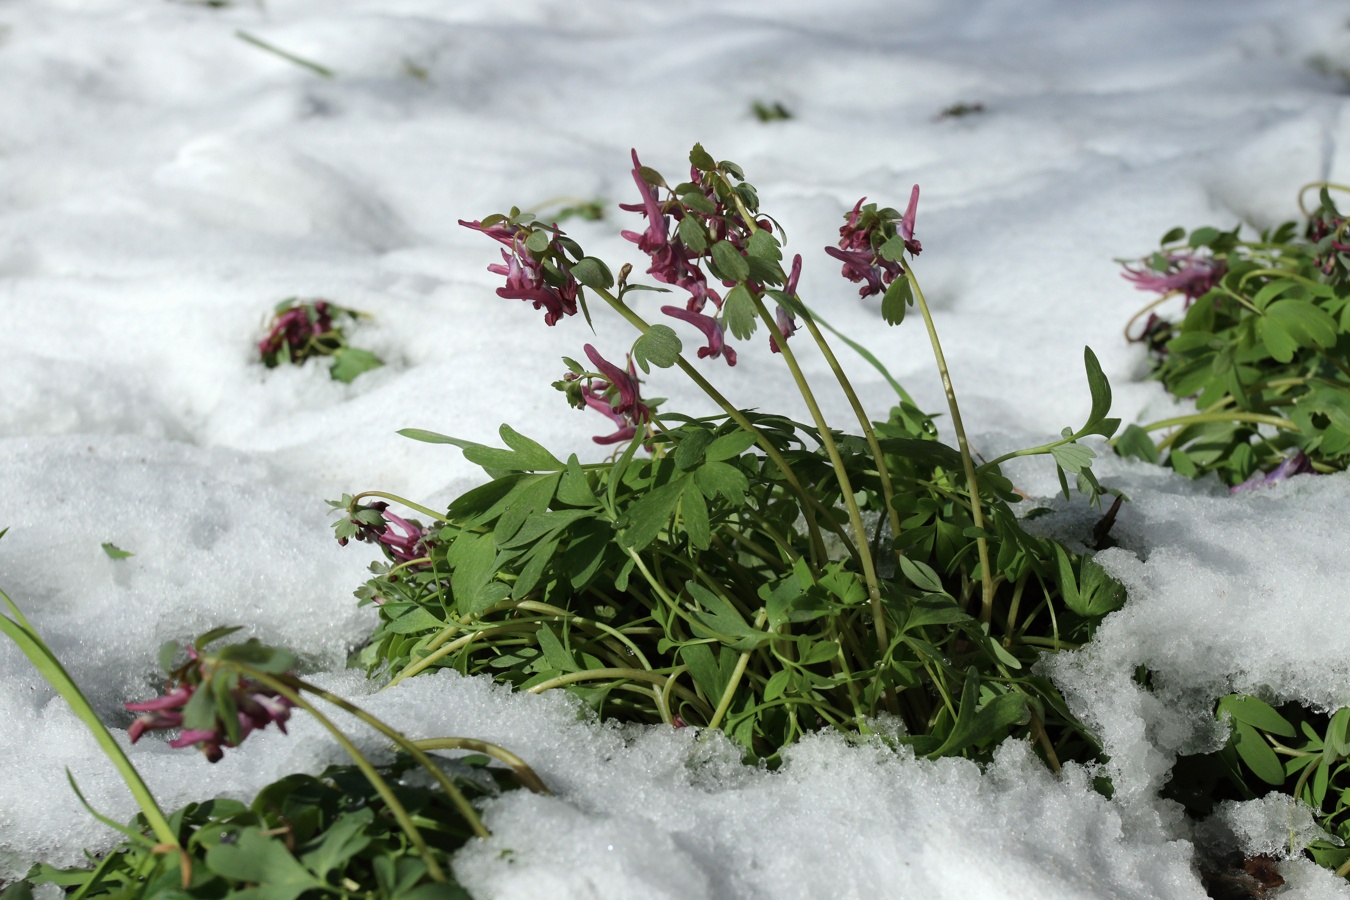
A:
2 0 1350 896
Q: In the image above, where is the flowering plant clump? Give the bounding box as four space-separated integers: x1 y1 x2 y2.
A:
258 297 383 383
1115 184 1350 489
336 145 1126 772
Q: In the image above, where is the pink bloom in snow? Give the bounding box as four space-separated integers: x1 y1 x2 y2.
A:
581 344 651 444
1121 252 1225 304
461 220 579 326
1229 451 1314 494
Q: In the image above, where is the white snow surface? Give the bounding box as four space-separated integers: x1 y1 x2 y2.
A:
2 0 1350 896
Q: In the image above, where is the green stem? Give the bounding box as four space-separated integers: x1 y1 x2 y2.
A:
408 738 551 795
798 302 918 406
795 310 906 565
748 295 890 659
1139 411 1297 435
594 287 827 567
350 491 445 522
904 267 995 625
234 30 336 78
708 610 768 729
248 670 492 842
0 590 180 852
524 667 712 717
239 673 452 879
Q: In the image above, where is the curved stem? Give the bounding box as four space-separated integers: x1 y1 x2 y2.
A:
749 296 889 660
593 287 827 567
524 666 712 717
795 310 906 565
408 737 550 795
350 491 444 522
239 672 452 880
0 590 181 854
904 267 995 625
708 610 767 729
1123 292 1179 342
251 671 491 842
1138 411 1297 435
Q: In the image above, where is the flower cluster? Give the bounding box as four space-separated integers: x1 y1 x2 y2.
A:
125 642 294 763
336 500 430 565
825 187 921 298
258 299 336 365
620 148 796 360
1120 251 1225 304
566 344 652 444
459 218 580 326
1306 202 1350 280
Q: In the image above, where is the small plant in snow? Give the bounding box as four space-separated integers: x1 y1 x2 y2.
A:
1115 184 1350 489
258 297 384 383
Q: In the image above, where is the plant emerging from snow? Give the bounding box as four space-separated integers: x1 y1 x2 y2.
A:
335 145 1126 772
258 297 383 383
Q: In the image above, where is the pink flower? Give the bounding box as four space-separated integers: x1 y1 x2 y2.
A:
581 344 651 444
770 254 802 354
461 220 579 326
825 195 916 298
660 305 736 366
1229 451 1314 494
1121 252 1224 304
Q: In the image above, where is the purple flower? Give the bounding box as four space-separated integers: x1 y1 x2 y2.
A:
660 305 736 366
619 149 669 254
899 185 922 256
378 510 426 562
825 196 913 298
259 300 334 364
1229 451 1314 494
461 220 579 326
770 253 802 354
125 648 295 764
582 344 651 444
1121 252 1225 304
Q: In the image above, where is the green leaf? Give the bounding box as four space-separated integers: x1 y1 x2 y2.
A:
673 429 714 470
1218 695 1295 738
678 216 708 254
710 241 750 283
1049 441 1096 474
722 285 758 340
524 229 552 255
462 425 565 472
1254 315 1299 364
536 625 579 673
329 347 383 383
632 324 682 373
383 606 447 635
799 640 840 666
693 460 749 504
299 806 373 878
556 455 598 507
1069 557 1127 618
685 581 768 651
1114 424 1158 463
206 827 325 900
746 229 782 262
1230 719 1285 786
1161 226 1186 244
682 642 734 703
878 234 908 263
617 477 687 550
1188 226 1221 248
1326 708 1350 758
880 277 913 325
1265 298 1337 350
101 542 133 560
924 671 1029 758
689 143 716 172
571 257 614 291
1083 347 1111 426
397 428 469 445
897 556 945 594
705 429 758 461
681 482 711 550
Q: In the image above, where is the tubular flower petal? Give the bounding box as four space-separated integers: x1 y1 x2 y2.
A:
660 305 736 366
581 344 651 444
1121 252 1225 304
1230 452 1314 493
462 221 579 326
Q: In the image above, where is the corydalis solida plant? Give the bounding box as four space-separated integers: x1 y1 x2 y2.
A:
338 145 1122 771
258 297 384 383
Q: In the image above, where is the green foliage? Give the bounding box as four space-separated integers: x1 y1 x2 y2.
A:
340 400 1120 766
1117 185 1350 486
1167 695 1350 876
23 757 510 899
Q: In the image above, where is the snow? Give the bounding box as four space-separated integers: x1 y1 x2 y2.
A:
1 0 1349 896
